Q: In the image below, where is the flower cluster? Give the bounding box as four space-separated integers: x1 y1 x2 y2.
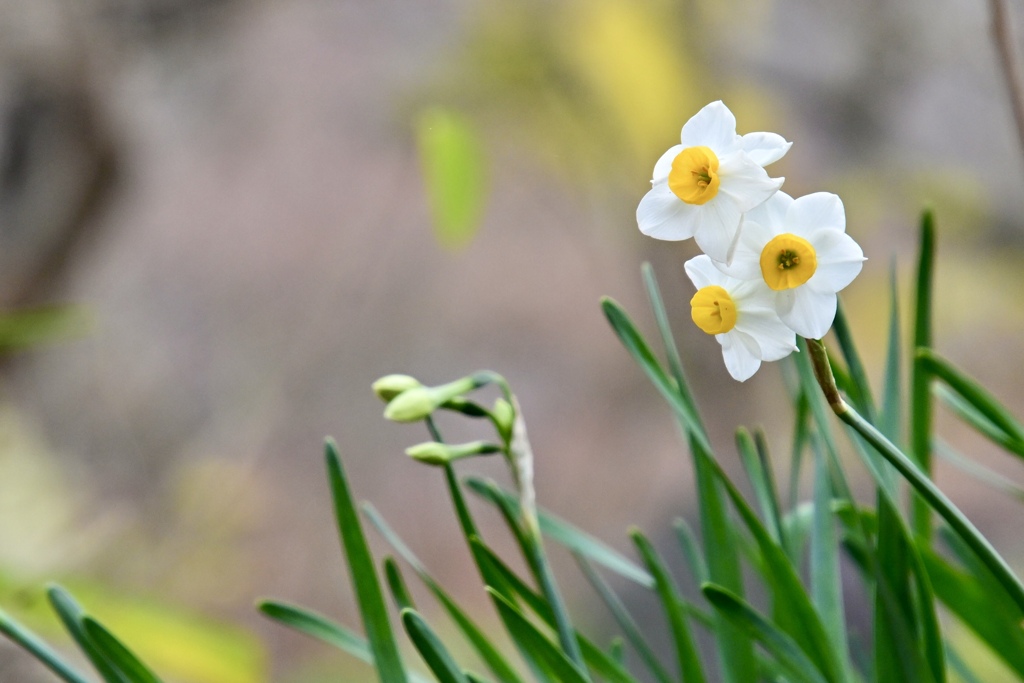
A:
637 101 865 381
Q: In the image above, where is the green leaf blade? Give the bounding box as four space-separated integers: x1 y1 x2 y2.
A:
325 440 408 683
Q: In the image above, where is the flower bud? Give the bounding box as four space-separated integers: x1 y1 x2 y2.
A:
372 374 422 402
382 372 499 423
383 386 438 422
405 440 502 465
491 398 515 439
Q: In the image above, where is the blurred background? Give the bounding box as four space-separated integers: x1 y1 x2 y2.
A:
2 0 1024 680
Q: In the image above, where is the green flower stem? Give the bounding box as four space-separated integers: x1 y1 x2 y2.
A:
806 338 1024 616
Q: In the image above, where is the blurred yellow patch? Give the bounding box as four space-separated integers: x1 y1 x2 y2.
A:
558 0 698 164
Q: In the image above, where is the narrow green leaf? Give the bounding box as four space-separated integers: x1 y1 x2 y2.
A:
935 437 1024 502
258 601 436 683
601 298 706 447
486 589 590 683
809 449 848 671
630 528 707 683
688 437 757 683
640 263 706 437
0 605 92 683
691 437 846 683
837 406 1024 616
464 477 652 588
671 518 708 586
918 546 1024 678
921 349 1024 445
832 300 877 423
384 557 417 611
910 209 936 540
416 107 488 250
471 541 638 683
935 386 1024 459
701 584 830 683
47 585 127 683
880 259 903 444
736 428 785 548
363 504 525 683
0 305 92 351
325 440 408 683
401 609 471 683
574 555 672 683
258 600 372 659
82 617 162 683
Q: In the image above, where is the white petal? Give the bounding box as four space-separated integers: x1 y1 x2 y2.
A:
680 101 740 154
637 185 700 240
778 287 837 339
684 254 728 289
712 218 773 280
718 331 762 381
652 144 684 183
717 153 785 212
786 192 845 239
693 197 742 262
741 132 792 166
808 230 865 293
744 190 793 232
735 309 797 362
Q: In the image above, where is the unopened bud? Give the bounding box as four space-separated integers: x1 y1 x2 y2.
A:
491 398 515 439
372 374 423 402
405 440 502 465
384 387 438 422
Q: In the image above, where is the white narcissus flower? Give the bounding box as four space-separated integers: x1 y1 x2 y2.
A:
712 191 866 339
637 101 791 262
684 255 798 382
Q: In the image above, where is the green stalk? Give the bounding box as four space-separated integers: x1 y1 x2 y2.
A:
910 210 935 541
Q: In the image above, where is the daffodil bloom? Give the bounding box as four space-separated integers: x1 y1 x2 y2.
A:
637 101 791 262
685 255 798 382
712 191 865 339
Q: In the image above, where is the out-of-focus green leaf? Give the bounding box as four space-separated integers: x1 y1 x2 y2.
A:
1 575 266 683
416 107 488 250
832 300 877 424
401 609 470 683
736 428 785 548
918 546 1024 678
257 601 434 683
671 518 708 585
910 209 935 540
0 305 91 352
485 589 590 683
47 585 126 683
630 529 706 683
0 605 90 683
574 555 672 683
640 263 705 437
880 260 903 444
809 450 848 672
383 557 416 612
921 349 1024 452
362 504 525 683
325 440 408 683
701 584 830 683
934 438 1024 502
82 617 163 683
463 477 652 587
694 439 846 683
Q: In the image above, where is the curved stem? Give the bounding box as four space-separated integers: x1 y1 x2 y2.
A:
807 339 1024 615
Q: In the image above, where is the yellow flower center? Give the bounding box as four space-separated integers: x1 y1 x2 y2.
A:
760 233 817 291
690 285 737 335
668 146 721 205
